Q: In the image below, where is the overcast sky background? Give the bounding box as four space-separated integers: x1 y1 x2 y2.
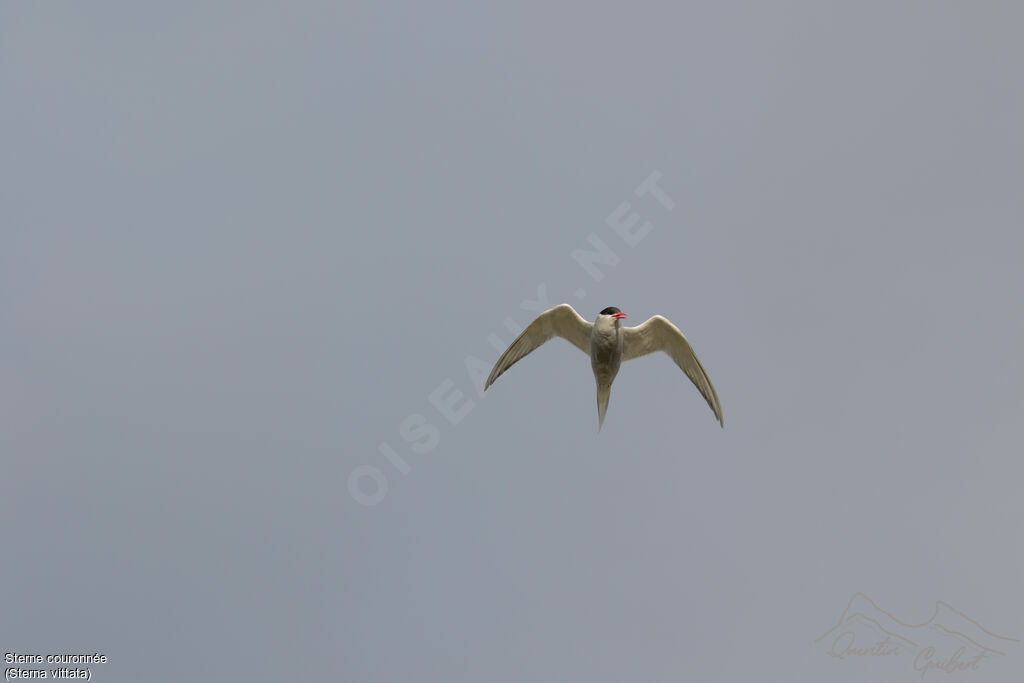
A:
3 2 1023 682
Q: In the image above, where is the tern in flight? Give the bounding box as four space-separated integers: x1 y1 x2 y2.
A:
484 304 723 430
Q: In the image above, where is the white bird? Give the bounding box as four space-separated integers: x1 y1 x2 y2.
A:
485 304 723 430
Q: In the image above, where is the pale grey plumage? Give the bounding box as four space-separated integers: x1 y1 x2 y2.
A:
622 315 723 427
484 304 592 390
484 303 723 429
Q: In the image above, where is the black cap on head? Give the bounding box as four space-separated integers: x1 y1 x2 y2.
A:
600 307 621 316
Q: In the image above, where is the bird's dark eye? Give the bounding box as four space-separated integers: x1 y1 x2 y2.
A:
600 307 620 316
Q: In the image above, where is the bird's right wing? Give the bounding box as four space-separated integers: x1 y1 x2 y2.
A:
484 304 592 390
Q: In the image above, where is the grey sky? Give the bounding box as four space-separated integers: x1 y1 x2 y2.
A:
3 2 1023 682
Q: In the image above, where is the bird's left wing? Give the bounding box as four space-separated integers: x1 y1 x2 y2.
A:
622 315 724 427
484 304 592 390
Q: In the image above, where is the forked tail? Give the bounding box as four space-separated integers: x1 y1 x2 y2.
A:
596 382 612 431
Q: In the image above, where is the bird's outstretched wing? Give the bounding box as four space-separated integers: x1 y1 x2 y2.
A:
622 315 723 427
485 304 593 390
